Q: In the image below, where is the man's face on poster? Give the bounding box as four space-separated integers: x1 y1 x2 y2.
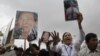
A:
16 12 37 38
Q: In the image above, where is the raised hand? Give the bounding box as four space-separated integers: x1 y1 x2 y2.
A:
50 31 60 45
77 13 83 29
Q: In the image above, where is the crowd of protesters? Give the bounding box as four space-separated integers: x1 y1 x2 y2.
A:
0 0 100 55
0 15 100 56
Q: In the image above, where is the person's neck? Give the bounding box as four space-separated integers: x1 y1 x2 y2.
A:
88 48 96 52
90 49 97 52
65 43 72 46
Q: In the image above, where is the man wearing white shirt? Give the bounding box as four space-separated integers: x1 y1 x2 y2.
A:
78 33 100 56
50 15 85 56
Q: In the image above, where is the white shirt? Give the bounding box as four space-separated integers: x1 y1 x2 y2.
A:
97 43 100 51
51 30 85 56
78 46 100 56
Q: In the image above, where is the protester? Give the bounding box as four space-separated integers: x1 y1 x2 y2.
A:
15 47 24 56
0 46 6 55
78 33 100 56
23 44 39 56
50 15 85 56
0 46 17 56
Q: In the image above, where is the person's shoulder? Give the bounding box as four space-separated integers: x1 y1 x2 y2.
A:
78 47 87 56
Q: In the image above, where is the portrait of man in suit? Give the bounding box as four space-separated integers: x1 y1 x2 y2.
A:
14 11 38 41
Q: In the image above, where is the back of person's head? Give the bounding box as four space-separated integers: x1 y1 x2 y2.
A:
17 47 23 52
85 33 97 43
0 46 6 55
15 47 24 56
14 46 18 51
39 49 49 56
30 44 39 50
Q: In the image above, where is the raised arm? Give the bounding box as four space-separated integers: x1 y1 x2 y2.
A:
50 31 61 52
51 31 60 46
74 13 85 50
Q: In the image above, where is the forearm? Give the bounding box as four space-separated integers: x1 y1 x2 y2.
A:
79 29 85 43
78 14 85 44
74 20 85 49
78 23 82 30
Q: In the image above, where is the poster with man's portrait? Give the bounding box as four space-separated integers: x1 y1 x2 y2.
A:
13 11 38 41
64 0 80 21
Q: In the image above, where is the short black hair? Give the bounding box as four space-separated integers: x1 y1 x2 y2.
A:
30 44 39 50
85 33 97 43
16 11 38 22
17 47 23 52
39 49 49 56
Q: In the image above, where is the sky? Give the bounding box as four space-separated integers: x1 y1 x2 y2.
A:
0 0 100 47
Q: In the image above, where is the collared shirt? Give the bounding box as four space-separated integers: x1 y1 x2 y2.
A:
50 29 85 56
97 43 100 51
78 46 100 56
51 42 78 56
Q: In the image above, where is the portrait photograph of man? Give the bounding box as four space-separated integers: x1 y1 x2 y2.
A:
13 11 38 41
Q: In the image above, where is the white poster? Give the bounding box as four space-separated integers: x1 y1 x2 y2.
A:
2 19 13 45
